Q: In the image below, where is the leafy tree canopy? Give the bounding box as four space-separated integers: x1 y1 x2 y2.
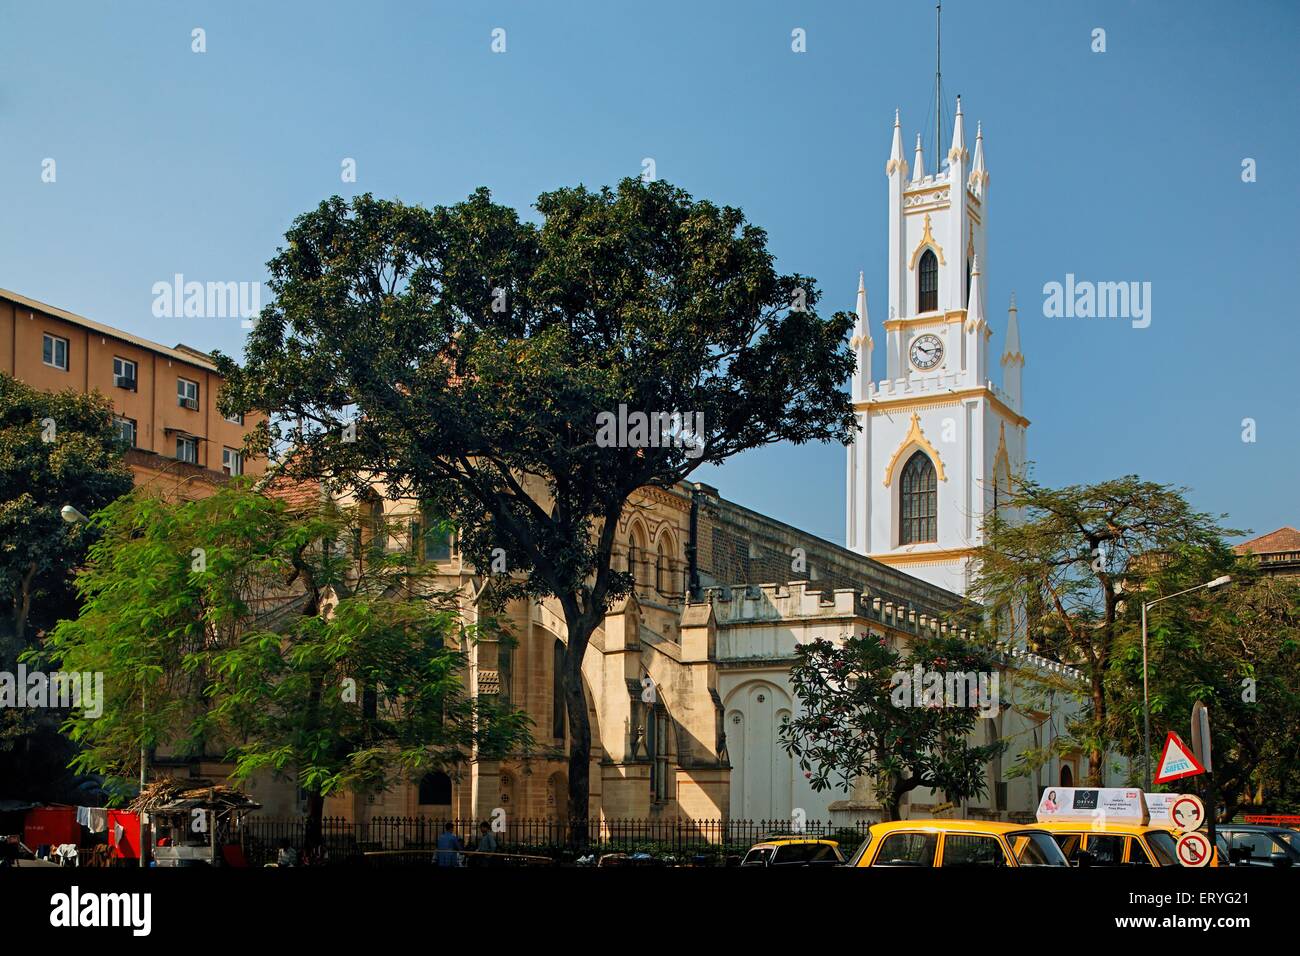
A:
0 372 133 665
781 632 1004 821
973 474 1237 784
37 482 531 817
215 179 855 826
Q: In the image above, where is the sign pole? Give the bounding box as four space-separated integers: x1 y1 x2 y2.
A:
1192 702 1216 862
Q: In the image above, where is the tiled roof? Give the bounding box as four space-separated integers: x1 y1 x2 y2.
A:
1234 527 1300 555
260 474 323 511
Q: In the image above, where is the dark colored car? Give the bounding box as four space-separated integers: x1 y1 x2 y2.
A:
740 837 845 867
1217 825 1300 868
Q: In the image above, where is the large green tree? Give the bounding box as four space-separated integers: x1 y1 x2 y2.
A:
215 179 855 834
972 475 1233 784
781 632 1005 821
38 482 531 850
0 373 133 801
0 373 133 667
1109 552 1300 818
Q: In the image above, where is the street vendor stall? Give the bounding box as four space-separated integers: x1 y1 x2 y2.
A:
128 780 260 867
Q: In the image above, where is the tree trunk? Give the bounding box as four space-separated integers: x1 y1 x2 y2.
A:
881 774 906 822
1087 676 1105 785
304 791 324 860
561 615 597 847
1 565 36 671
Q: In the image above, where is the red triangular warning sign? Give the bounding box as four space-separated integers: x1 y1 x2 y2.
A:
1154 731 1206 784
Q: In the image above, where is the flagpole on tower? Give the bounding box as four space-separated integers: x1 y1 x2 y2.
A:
935 2 942 168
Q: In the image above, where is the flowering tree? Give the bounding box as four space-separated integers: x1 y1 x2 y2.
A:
781 632 1004 821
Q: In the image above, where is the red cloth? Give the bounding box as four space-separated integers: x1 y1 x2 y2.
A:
24 806 79 847
221 844 249 867
108 810 141 859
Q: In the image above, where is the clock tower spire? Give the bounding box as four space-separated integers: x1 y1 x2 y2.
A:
845 95 1028 596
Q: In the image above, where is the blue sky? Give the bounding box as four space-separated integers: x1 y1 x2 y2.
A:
2 0 1296 544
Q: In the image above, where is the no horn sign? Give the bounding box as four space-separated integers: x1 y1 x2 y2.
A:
1154 731 1206 785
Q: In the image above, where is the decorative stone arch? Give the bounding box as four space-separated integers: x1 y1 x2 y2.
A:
883 414 948 487
992 421 1013 504
534 616 608 771
416 770 453 811
652 525 679 595
545 771 569 823
907 213 946 270
724 680 794 822
626 517 651 588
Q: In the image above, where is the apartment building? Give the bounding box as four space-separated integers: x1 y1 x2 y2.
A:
0 288 263 494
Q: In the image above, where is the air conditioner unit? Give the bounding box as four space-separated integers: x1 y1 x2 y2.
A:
180 397 198 410
115 375 136 390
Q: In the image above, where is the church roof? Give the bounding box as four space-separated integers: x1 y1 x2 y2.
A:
695 485 967 617
1234 527 1300 555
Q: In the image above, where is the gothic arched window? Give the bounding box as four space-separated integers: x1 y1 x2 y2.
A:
552 639 566 740
918 249 939 313
900 451 938 544
627 524 648 590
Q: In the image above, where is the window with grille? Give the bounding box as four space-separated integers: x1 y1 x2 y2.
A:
918 249 939 313
900 451 937 544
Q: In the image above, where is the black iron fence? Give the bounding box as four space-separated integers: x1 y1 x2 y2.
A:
241 815 873 866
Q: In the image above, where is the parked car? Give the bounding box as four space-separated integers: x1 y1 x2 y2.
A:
1035 821 1192 867
1216 825 1300 868
846 820 1069 868
740 836 845 867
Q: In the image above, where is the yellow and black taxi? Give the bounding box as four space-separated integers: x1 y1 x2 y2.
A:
846 819 1069 868
740 835 845 867
1034 821 1184 867
1035 787 1222 867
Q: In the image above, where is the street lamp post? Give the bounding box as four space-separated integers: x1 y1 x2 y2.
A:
1141 574 1231 790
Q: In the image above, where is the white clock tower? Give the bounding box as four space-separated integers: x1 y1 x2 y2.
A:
845 98 1027 596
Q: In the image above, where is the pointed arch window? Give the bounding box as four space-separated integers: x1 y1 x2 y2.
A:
965 257 972 308
552 639 566 740
627 525 648 589
900 451 938 544
918 249 939 313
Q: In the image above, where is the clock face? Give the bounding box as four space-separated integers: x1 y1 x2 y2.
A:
909 333 944 371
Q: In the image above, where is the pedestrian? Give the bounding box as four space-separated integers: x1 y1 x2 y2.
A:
435 822 462 867
477 821 499 853
276 838 296 867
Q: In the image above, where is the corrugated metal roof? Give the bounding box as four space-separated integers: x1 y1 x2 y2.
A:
0 287 221 372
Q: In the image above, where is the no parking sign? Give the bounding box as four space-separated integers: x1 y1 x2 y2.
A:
1170 794 1206 832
